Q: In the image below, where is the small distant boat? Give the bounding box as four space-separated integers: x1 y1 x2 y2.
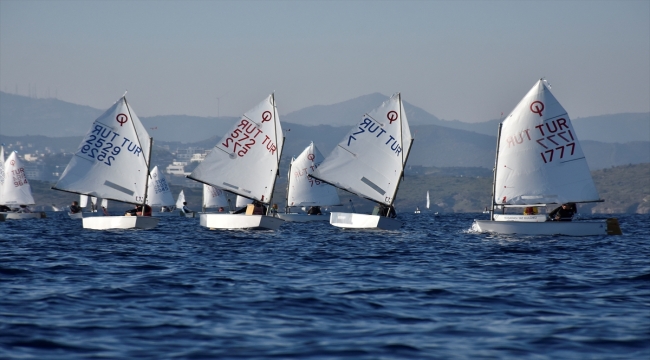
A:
175 189 195 217
187 94 285 230
414 207 420 214
426 190 430 211
52 95 159 230
472 79 621 236
311 93 414 230
202 184 229 213
146 166 175 213
278 142 340 222
0 149 46 220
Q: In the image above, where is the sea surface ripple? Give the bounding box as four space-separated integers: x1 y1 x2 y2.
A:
1 212 649 359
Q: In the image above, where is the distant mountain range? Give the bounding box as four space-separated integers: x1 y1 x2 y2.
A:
1 91 648 170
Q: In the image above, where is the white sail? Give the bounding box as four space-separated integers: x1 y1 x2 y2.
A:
146 166 175 207
80 194 89 208
312 93 413 205
203 184 229 208
90 196 98 212
0 145 5 204
2 152 35 205
426 190 430 209
101 198 108 209
175 190 186 209
494 79 600 205
189 94 284 205
235 195 253 208
287 142 340 207
53 96 153 204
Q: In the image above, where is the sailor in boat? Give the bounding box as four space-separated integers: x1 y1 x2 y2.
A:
0 205 11 212
181 202 194 215
548 203 577 221
252 201 267 215
271 203 279 215
307 206 322 215
125 204 152 216
136 204 152 216
523 206 538 215
377 204 397 218
70 201 82 214
102 206 109 216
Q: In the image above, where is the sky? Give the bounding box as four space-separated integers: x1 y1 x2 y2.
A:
1 0 649 123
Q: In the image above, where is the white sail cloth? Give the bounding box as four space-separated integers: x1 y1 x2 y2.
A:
311 93 412 205
54 96 153 204
0 146 5 204
175 190 186 209
235 195 253 208
287 142 340 207
80 194 89 208
494 79 600 205
189 94 284 205
203 184 229 208
147 166 175 207
2 152 36 205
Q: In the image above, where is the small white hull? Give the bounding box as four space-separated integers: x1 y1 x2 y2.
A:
180 211 197 218
473 219 621 236
200 213 284 230
329 212 402 230
277 213 330 222
1 212 46 220
82 216 159 230
68 212 83 219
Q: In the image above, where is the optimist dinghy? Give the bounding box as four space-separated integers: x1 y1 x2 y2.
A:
311 93 414 230
52 95 159 230
473 79 621 236
278 142 341 222
187 94 285 230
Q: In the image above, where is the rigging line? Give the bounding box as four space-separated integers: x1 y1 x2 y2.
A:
336 144 356 157
490 123 504 221
123 97 149 171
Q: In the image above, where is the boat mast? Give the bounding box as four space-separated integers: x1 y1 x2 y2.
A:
490 122 503 221
266 93 283 215
284 157 293 214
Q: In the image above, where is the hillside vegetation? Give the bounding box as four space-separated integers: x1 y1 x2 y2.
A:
26 163 649 214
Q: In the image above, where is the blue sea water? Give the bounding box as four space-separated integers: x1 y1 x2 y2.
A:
1 212 649 359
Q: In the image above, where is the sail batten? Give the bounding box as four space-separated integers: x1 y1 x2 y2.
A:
494 80 600 205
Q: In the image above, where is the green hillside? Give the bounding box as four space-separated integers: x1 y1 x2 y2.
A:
25 163 649 214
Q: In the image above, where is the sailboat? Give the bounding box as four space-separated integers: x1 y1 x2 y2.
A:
415 191 429 214
202 184 229 213
175 189 195 217
146 166 175 213
426 190 430 211
473 79 621 236
0 151 45 219
52 95 159 230
311 93 414 230
188 94 285 230
278 142 341 222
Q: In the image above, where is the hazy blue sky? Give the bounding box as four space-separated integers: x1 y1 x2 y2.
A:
1 0 648 122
